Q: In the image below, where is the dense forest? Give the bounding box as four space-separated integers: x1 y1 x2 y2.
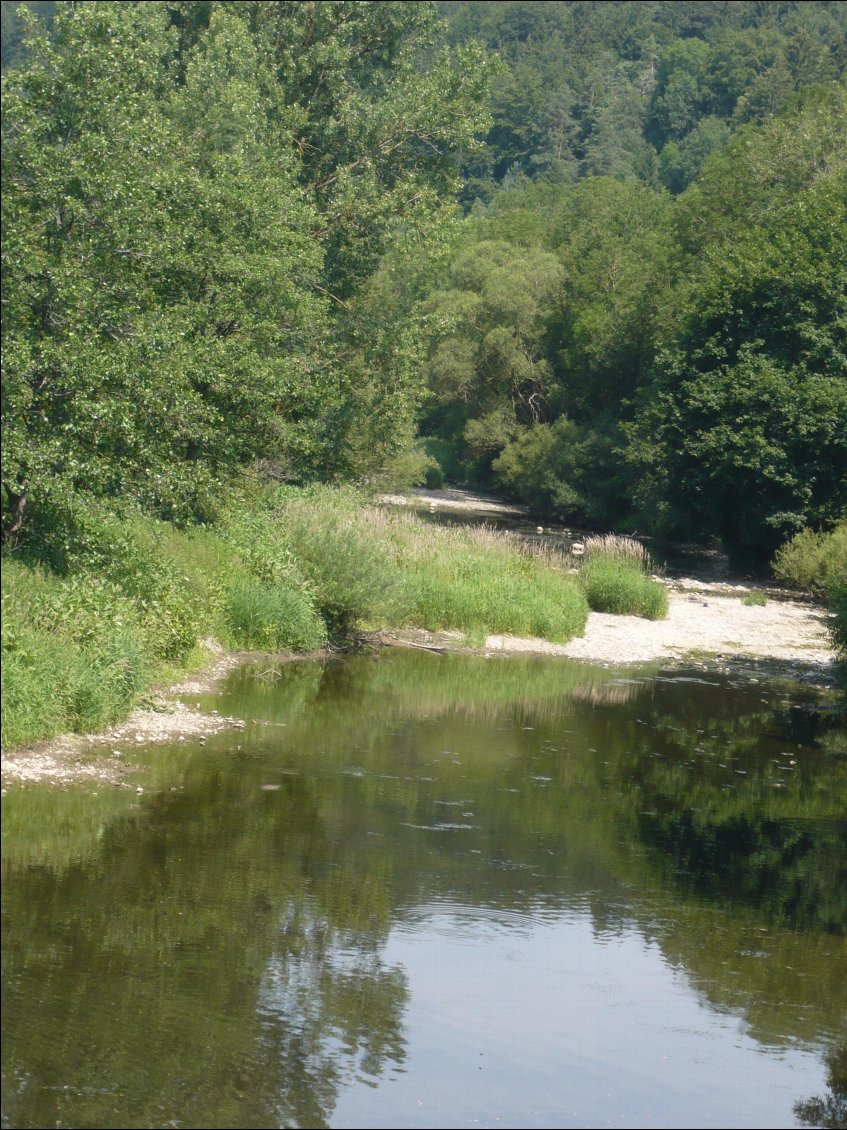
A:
3 0 845 561
1 2 845 744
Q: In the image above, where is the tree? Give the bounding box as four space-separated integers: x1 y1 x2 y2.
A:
628 168 847 562
1 2 493 532
421 239 562 480
1 3 326 528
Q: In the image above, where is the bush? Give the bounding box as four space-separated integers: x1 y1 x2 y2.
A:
243 486 397 633
578 537 668 619
1 563 148 745
772 522 847 596
492 418 626 525
829 580 847 669
14 488 219 663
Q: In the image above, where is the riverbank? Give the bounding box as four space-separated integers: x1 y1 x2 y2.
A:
378 584 833 669
2 485 838 788
3 580 835 789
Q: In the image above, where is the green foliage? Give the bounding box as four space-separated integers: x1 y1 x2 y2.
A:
1 560 147 746
492 417 624 525
741 591 768 607
772 522 847 596
578 537 668 620
0 0 54 69
829 580 847 670
444 0 847 193
228 486 398 634
386 520 590 643
628 145 847 563
658 116 731 194
1 1 493 532
772 521 847 678
421 238 563 481
1 3 328 524
221 577 325 652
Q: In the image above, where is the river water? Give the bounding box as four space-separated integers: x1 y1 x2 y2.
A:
2 650 845 1129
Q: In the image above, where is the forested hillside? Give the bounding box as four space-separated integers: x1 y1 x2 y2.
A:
413 1 847 565
3 0 844 568
441 0 847 193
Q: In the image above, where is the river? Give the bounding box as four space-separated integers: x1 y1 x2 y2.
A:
2 649 845 1129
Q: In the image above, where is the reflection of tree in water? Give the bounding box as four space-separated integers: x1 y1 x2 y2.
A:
1 762 409 1130
5 652 845 1128
636 810 847 933
257 909 407 1129
607 679 847 935
795 1044 847 1130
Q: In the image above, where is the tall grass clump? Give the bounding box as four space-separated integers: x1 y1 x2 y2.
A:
578 535 668 619
382 518 589 642
225 485 397 634
740 591 768 607
221 576 325 652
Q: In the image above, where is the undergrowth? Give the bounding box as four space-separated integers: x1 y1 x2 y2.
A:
771 521 847 683
772 521 847 596
2 482 629 748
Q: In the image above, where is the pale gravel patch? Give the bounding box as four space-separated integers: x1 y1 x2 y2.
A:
487 590 833 667
1 703 246 789
377 487 527 518
380 590 833 670
2 641 247 789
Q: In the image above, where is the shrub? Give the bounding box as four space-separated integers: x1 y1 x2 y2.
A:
492 418 625 525
251 486 397 633
829 580 847 669
772 522 847 596
1 563 148 745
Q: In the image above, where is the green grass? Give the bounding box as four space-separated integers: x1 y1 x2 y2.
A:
741 591 768 607
222 576 325 652
374 513 589 642
577 536 668 619
1 562 149 747
5 485 683 749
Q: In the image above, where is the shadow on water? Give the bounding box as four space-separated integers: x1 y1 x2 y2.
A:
2 651 845 1129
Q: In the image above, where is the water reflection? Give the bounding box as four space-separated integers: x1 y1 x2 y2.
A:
2 652 845 1129
796 1044 847 1129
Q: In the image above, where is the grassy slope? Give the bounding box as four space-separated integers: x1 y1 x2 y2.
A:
2 485 608 748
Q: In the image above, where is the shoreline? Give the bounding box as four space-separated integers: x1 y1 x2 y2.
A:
1 585 835 790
